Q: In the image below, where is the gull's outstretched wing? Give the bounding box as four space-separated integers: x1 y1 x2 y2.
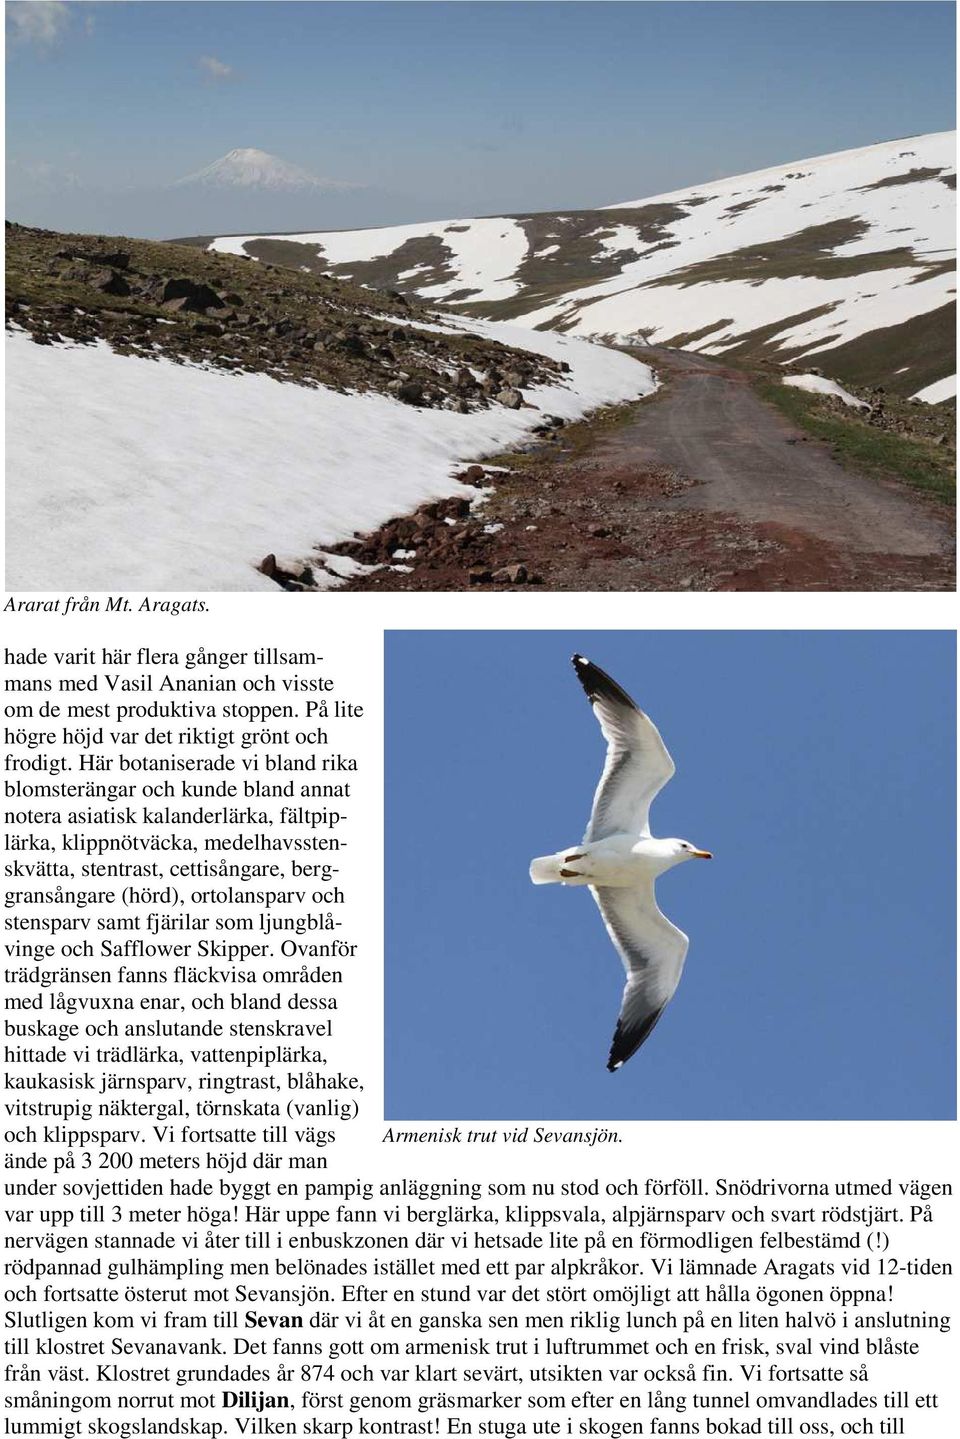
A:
592 881 689 1071
572 654 675 842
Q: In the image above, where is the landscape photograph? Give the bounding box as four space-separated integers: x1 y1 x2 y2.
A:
5 0 956 592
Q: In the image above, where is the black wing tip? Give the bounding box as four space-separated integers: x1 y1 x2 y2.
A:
571 654 639 714
606 1008 665 1072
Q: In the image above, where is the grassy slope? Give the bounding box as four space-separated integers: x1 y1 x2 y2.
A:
756 378 955 504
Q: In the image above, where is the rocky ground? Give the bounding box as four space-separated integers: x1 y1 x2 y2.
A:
5 222 567 410
329 392 954 593
767 358 955 447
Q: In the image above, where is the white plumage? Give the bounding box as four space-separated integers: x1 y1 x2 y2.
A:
530 655 711 1071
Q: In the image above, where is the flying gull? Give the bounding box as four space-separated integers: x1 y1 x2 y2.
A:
530 655 711 1071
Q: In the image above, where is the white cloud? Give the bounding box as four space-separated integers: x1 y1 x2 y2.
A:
198 54 233 81
6 1 72 48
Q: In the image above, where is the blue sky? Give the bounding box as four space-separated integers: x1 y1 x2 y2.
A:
6 2 956 235
385 632 956 1122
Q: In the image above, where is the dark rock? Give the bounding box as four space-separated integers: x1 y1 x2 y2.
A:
468 567 493 585
437 496 471 520
464 465 485 484
335 331 367 358
257 554 279 579
396 380 424 406
493 564 528 584
161 277 225 312
88 268 130 296
56 248 130 270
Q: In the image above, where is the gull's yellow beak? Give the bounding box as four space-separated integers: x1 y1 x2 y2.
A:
691 849 713 859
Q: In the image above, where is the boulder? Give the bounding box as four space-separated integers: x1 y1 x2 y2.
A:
437 495 471 520
335 331 367 358
396 380 424 406
493 564 528 584
88 268 130 297
497 388 523 409
57 248 130 270
161 277 225 312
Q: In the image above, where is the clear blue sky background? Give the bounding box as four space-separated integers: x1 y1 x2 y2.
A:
385 632 955 1122
7 2 956 234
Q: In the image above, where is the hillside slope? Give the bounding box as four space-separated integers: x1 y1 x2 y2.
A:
5 224 655 591
199 132 956 398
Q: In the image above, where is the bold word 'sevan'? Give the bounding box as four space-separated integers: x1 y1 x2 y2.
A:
530 655 712 1071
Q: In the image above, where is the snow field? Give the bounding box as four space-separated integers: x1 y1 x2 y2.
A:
6 321 655 592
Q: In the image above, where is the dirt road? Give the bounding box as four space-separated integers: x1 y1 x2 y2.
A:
619 347 950 556
339 346 955 592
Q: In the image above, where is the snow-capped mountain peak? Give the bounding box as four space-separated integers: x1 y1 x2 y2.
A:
174 148 354 192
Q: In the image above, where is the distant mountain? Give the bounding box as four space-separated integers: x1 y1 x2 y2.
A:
200 132 956 398
174 148 357 193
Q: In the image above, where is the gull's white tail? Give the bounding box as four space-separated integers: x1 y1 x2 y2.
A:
529 854 562 885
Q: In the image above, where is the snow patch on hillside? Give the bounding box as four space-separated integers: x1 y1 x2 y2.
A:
212 216 529 305
912 375 957 404
548 264 955 359
783 373 870 410
529 133 956 348
6 323 654 592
